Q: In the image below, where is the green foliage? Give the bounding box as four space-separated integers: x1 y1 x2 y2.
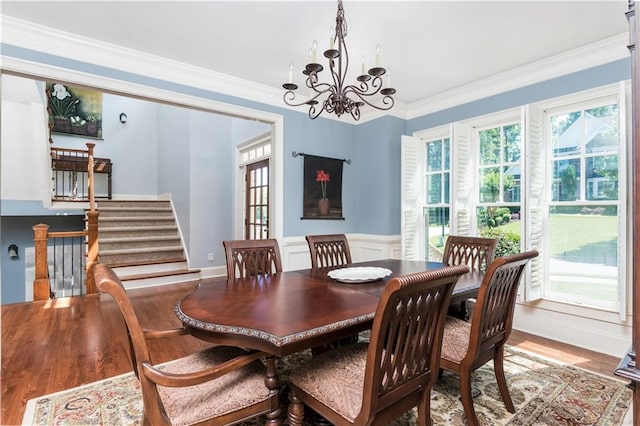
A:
559 164 577 201
479 227 521 257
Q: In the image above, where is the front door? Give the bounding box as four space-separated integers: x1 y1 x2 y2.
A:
245 159 269 239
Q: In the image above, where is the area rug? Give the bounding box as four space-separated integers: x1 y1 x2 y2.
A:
22 345 632 425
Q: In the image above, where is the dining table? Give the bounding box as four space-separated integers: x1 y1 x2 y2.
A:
175 259 483 358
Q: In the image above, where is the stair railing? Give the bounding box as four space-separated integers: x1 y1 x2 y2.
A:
33 143 100 300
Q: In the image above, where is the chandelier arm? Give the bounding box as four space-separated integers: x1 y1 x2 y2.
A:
344 76 384 97
350 106 361 121
283 91 318 107
344 89 395 111
308 102 325 119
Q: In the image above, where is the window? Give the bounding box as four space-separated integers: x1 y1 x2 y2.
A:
476 122 523 256
425 136 450 261
403 83 627 315
545 101 621 310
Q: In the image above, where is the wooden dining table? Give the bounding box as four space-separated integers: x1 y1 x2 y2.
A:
176 259 482 358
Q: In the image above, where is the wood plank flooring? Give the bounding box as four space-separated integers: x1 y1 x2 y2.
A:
1 280 623 425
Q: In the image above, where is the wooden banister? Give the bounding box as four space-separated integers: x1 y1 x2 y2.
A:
32 224 53 301
86 210 99 294
34 143 101 300
87 142 96 212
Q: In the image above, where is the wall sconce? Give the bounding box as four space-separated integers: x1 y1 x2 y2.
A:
119 113 128 124
8 244 18 259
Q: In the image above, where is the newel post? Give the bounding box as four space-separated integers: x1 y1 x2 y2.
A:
32 223 52 301
85 210 100 294
86 142 96 212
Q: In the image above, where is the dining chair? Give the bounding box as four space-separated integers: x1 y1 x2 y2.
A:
287 264 470 426
223 238 283 280
306 234 357 354
93 263 281 426
442 235 498 319
306 234 352 269
439 250 538 426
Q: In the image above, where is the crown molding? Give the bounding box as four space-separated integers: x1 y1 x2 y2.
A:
1 15 629 126
1 16 292 110
405 33 630 120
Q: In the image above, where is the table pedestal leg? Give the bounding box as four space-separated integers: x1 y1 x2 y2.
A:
264 356 282 426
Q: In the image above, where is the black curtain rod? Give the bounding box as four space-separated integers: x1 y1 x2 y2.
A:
291 151 351 165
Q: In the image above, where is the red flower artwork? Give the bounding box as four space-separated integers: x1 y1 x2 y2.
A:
316 170 330 199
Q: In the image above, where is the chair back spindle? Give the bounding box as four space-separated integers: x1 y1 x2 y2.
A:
442 235 497 272
223 239 283 279
306 234 352 269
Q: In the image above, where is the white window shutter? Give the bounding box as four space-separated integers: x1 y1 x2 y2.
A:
524 104 544 301
452 123 472 236
401 135 425 260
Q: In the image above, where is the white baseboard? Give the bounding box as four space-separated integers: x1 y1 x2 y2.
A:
198 265 227 279
512 303 631 357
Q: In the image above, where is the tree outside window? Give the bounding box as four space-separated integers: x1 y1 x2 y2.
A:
477 124 522 256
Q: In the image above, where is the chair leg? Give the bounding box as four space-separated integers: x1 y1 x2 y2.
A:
494 349 515 413
417 390 431 426
459 369 479 426
287 390 305 426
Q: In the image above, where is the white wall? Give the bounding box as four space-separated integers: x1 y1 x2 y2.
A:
1 75 50 204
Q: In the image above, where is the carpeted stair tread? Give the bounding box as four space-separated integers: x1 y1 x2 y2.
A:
118 268 201 281
100 236 182 244
99 206 173 212
100 225 179 232
106 257 188 268
99 216 174 222
100 245 184 255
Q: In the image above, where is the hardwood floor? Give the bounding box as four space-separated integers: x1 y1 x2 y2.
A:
1 280 622 425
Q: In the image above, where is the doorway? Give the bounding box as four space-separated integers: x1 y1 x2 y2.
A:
245 159 270 239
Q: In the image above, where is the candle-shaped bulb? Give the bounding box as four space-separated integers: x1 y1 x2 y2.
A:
288 63 293 84
375 44 381 66
329 26 335 49
361 54 365 75
386 67 392 87
312 39 318 62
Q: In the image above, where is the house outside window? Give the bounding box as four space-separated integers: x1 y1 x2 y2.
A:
546 101 621 310
476 122 523 257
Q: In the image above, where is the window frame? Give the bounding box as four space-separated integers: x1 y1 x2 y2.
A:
540 89 626 313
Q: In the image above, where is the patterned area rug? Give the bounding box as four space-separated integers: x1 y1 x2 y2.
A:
22 345 631 425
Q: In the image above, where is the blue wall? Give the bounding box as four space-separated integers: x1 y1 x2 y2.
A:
1 215 84 304
0 43 632 304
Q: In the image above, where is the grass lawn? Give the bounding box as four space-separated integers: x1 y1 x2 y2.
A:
428 212 617 258
548 213 617 256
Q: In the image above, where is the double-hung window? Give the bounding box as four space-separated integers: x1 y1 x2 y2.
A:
476 121 523 255
543 95 624 311
425 135 451 261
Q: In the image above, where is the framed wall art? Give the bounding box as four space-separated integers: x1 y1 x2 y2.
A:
296 152 348 220
46 82 103 139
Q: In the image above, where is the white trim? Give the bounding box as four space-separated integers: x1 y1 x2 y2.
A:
406 34 629 119
513 301 631 357
1 15 629 124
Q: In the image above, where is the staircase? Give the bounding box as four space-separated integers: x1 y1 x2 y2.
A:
96 200 200 288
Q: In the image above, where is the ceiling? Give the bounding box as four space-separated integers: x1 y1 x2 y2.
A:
1 1 630 105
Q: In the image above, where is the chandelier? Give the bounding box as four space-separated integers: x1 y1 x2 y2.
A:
282 0 396 121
